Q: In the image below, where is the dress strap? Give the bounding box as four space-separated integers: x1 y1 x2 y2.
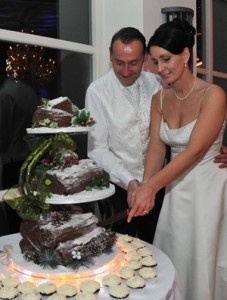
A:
160 89 163 112
203 84 215 97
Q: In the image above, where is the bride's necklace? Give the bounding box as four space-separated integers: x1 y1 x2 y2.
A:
173 76 196 100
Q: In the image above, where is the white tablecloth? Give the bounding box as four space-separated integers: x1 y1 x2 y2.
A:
0 233 183 300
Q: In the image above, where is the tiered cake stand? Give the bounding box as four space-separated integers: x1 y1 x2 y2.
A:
0 127 182 299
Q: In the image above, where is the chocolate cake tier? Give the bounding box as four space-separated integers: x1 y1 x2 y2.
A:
31 159 106 195
32 97 79 128
46 159 105 195
20 212 115 267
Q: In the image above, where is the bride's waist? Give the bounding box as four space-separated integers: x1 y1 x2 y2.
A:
171 146 220 161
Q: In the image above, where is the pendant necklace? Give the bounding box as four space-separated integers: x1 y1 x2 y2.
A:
173 76 196 100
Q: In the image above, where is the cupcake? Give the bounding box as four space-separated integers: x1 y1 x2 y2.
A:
76 291 97 300
140 256 158 267
21 290 41 300
1 275 20 288
125 259 142 270
79 280 100 293
117 266 135 280
117 234 133 243
36 281 57 296
125 250 142 261
17 281 36 293
47 294 67 300
130 238 145 249
137 247 153 257
126 275 145 296
57 283 77 297
102 274 122 287
109 284 129 299
138 267 158 279
126 275 146 289
117 241 136 253
0 286 19 299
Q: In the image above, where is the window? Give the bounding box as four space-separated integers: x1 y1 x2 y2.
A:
196 0 227 92
0 0 98 158
0 0 93 103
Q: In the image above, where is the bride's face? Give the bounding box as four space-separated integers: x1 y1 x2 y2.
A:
149 46 187 85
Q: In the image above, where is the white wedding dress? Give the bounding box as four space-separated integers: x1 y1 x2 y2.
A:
154 94 227 300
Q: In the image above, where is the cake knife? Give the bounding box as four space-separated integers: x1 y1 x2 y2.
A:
98 208 130 228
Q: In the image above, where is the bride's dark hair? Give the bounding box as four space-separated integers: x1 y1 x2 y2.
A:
147 18 196 55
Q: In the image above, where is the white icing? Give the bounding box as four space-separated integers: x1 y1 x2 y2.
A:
46 159 100 180
71 227 105 246
57 227 105 252
40 212 97 231
45 96 69 109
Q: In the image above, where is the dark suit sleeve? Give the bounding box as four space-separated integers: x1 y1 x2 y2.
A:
0 94 14 153
223 124 227 146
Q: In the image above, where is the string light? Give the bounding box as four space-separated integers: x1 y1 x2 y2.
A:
6 30 56 87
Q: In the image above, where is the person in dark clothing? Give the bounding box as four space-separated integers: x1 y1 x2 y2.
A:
0 78 40 235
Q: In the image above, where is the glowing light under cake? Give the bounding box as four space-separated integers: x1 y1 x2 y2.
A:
8 245 126 287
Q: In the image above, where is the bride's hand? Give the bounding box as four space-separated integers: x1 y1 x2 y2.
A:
127 182 157 223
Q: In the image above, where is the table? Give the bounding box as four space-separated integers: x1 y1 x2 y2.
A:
0 233 183 300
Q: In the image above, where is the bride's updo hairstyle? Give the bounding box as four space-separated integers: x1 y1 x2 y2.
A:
147 18 196 55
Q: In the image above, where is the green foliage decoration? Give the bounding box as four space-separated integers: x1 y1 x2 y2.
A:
3 133 76 220
71 109 96 127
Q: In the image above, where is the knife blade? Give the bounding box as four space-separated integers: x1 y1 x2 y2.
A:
98 208 130 228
